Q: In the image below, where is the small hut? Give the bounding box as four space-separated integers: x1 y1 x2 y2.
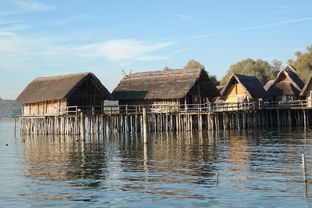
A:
264 65 304 101
112 67 219 112
217 74 266 104
15 72 111 116
300 74 312 106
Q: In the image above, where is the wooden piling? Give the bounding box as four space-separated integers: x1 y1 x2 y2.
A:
302 153 307 182
143 108 148 144
80 112 85 141
303 110 307 130
14 118 17 136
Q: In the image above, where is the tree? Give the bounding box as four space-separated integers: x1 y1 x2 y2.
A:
163 66 171 71
184 59 204 69
209 75 220 86
220 58 275 85
184 59 219 85
288 45 312 81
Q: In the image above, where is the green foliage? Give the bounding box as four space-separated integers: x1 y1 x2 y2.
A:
209 75 219 86
184 59 219 85
288 45 312 82
184 59 204 69
220 58 275 85
163 66 171 71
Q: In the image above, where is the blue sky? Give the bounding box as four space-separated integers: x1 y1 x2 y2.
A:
1 0 312 99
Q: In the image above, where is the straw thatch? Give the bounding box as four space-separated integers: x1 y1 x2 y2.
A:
15 72 111 104
112 68 219 101
300 74 312 96
220 74 266 98
265 65 304 96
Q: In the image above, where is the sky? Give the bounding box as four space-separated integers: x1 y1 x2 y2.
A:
1 0 312 99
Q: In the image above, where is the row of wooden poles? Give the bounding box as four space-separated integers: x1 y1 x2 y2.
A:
18 108 312 139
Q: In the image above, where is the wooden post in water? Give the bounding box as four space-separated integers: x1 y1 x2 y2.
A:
276 110 280 128
80 112 85 141
14 118 17 136
302 153 307 182
288 110 292 127
302 153 308 198
303 110 307 130
143 107 148 144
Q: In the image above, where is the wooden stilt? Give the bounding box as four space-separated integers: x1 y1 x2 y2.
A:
143 108 148 144
80 112 85 141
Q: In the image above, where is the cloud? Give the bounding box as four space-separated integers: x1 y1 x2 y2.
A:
0 23 28 32
183 17 312 41
80 39 174 61
235 17 312 31
170 48 189 54
0 32 22 52
12 0 54 11
0 18 23 25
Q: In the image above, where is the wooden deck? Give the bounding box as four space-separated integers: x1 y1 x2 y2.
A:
16 100 312 136
49 100 312 116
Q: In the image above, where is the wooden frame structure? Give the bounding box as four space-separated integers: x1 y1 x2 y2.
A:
15 72 111 116
264 65 304 101
112 67 220 112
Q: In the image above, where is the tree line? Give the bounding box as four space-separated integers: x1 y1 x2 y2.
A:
182 45 312 86
220 45 312 85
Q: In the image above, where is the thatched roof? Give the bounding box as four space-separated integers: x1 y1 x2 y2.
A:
112 68 220 100
265 65 304 96
15 72 111 104
264 80 274 91
300 74 312 96
220 74 266 98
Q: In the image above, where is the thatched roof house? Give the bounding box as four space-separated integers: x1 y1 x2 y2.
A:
218 74 266 103
15 72 111 116
112 67 219 107
264 65 304 101
299 74 312 106
300 74 312 97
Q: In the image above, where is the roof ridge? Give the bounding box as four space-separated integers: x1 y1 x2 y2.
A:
126 68 202 77
35 72 91 81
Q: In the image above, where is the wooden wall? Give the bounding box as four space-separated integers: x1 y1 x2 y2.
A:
151 99 180 113
23 99 67 116
119 99 181 113
220 83 248 103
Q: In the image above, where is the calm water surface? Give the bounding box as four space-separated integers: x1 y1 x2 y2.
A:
1 121 312 207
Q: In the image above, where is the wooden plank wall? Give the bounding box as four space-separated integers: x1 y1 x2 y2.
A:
23 99 67 116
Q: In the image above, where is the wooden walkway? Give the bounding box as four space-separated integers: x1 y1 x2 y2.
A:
15 100 312 136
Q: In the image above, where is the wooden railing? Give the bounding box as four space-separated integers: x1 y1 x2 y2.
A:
262 100 310 109
60 102 255 115
43 99 312 116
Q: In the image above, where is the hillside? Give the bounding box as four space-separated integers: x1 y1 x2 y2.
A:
0 98 22 119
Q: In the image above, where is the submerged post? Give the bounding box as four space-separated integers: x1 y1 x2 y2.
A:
302 153 307 182
80 112 85 141
14 118 17 136
303 110 307 130
143 107 148 144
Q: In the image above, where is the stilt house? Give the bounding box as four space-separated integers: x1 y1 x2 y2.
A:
300 74 312 107
217 74 266 103
264 65 304 101
112 67 220 112
15 72 111 116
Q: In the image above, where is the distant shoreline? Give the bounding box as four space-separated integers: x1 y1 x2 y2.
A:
0 118 14 122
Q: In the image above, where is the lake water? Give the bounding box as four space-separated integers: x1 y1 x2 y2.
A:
1 121 312 207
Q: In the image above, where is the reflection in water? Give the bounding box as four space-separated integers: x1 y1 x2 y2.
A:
15 129 312 207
